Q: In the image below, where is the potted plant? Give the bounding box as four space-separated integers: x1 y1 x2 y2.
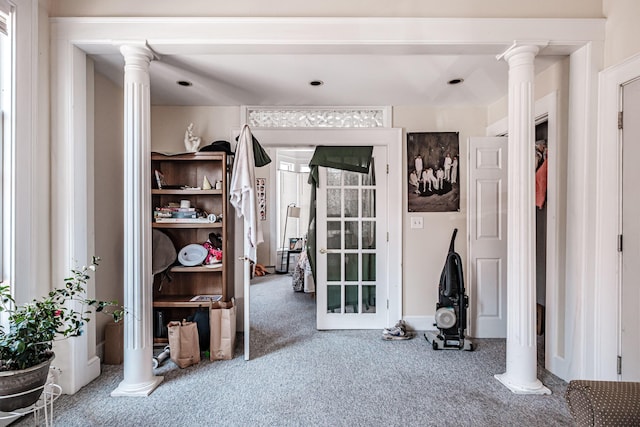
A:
0 256 122 412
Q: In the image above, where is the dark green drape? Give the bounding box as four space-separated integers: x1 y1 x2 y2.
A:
234 133 272 167
306 146 373 281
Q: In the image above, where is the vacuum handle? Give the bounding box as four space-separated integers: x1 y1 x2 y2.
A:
448 228 458 253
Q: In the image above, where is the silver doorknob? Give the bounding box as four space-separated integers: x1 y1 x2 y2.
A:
319 248 327 254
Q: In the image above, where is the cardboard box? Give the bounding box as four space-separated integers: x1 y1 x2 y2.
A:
104 321 124 365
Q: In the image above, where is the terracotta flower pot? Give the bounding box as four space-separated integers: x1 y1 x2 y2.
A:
0 354 54 412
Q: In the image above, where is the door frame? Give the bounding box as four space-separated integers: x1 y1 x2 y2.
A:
595 52 640 380
236 128 403 330
485 91 567 378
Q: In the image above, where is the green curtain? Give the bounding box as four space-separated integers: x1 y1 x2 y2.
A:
306 146 373 281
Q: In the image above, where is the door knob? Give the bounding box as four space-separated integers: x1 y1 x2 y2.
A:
319 248 327 254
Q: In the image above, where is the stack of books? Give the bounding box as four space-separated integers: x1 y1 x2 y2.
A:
154 206 197 220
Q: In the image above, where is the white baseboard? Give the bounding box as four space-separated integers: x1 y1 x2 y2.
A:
402 315 437 332
96 341 104 362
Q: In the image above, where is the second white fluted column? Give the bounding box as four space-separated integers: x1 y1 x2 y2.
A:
495 44 550 395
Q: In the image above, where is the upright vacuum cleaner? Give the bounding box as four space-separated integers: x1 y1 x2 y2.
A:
425 228 474 351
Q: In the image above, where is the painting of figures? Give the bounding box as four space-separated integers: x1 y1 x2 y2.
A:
407 132 460 212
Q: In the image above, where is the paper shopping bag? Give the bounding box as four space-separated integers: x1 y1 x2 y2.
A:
167 320 201 368
209 298 236 360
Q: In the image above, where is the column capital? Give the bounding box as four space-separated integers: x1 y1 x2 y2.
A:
119 43 156 64
497 41 548 63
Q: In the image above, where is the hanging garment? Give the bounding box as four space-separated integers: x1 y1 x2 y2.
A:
535 157 548 209
230 124 263 262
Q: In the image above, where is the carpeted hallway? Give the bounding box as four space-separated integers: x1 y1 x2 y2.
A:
14 274 572 426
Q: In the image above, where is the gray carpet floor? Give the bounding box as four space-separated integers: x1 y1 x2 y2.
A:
15 274 572 426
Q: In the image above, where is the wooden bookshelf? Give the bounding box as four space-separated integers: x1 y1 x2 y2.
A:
151 152 233 341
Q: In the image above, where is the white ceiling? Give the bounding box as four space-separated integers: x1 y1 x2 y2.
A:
92 52 563 107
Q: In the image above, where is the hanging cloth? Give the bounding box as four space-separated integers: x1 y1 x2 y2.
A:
535 157 548 209
230 124 263 262
306 146 374 280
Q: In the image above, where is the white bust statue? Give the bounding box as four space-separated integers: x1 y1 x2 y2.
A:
184 123 201 152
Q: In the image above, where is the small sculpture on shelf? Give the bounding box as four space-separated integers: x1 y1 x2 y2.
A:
184 123 201 152
202 176 212 190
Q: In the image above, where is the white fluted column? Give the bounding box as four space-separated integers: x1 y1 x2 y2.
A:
112 44 163 397
495 44 550 395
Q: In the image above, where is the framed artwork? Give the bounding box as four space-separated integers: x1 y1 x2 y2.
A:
407 132 460 212
256 178 266 220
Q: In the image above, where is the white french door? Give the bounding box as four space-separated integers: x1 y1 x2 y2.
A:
316 146 388 329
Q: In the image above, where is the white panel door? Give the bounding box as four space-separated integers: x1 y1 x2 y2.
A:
468 137 508 338
621 78 640 381
316 146 388 329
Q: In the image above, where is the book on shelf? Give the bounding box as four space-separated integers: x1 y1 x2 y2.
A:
153 169 185 190
154 169 166 189
189 294 223 302
157 206 196 212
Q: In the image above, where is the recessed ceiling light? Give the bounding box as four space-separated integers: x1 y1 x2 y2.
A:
448 78 464 85
309 80 324 87
177 80 193 87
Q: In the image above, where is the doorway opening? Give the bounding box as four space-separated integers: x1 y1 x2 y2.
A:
275 149 313 274
535 120 549 366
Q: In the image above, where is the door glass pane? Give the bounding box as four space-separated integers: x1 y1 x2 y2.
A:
362 254 376 281
362 166 375 186
344 189 359 217
362 221 375 249
345 221 359 249
327 168 341 186
362 285 376 313
327 221 342 249
345 253 358 281
327 189 341 217
345 285 359 313
344 171 359 186
362 189 375 218
327 253 341 281
327 285 341 313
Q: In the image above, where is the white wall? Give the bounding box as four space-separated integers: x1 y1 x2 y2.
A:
393 106 487 317
49 0 603 18
603 0 640 68
151 106 240 153
93 72 124 346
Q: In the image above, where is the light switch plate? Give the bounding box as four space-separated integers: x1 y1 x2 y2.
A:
410 216 423 229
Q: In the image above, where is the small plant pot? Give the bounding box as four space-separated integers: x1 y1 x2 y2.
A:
0 353 54 412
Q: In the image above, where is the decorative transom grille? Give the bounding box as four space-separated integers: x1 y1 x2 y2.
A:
246 108 387 128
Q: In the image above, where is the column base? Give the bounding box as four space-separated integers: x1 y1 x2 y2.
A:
495 373 551 395
111 376 163 397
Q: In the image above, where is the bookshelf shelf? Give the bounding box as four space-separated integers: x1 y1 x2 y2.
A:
152 189 223 195
152 222 223 229
169 265 223 273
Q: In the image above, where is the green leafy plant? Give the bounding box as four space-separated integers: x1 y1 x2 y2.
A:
0 256 123 371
